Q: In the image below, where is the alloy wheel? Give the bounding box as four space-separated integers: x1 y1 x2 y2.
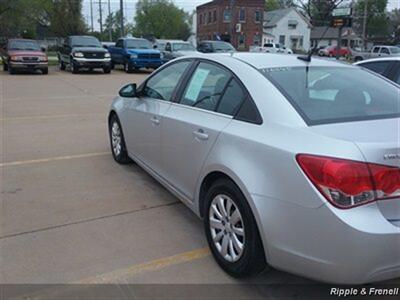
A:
209 194 245 262
111 121 122 157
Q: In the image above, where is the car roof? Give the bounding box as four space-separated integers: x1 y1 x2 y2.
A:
8 39 36 42
177 52 353 70
120 37 147 41
157 39 186 43
354 57 400 65
201 40 230 43
230 53 352 69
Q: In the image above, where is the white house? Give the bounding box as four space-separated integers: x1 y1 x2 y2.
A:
311 26 364 49
263 8 312 52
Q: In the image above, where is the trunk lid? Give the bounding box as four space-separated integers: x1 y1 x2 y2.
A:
309 118 400 224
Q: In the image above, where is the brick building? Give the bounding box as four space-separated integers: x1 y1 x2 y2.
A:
196 0 264 51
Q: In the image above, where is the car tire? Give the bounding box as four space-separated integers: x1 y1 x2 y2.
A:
8 66 15 75
110 62 115 70
71 63 79 74
354 57 363 62
108 114 132 164
3 62 8 71
103 66 111 74
204 178 266 278
59 60 66 71
42 68 48 75
124 62 133 73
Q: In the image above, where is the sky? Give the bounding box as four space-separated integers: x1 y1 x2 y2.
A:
83 0 400 31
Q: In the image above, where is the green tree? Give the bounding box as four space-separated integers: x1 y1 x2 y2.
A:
355 0 388 39
103 10 133 41
296 0 345 26
47 0 87 37
133 0 191 40
389 8 400 43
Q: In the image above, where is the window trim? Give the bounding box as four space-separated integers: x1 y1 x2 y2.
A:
174 58 263 124
138 59 196 102
239 8 246 23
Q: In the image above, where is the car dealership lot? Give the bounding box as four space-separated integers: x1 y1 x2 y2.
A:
0 67 313 289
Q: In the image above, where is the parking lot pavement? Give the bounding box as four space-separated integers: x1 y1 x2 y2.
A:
8 66 392 297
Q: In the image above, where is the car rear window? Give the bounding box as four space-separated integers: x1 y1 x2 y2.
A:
260 66 400 125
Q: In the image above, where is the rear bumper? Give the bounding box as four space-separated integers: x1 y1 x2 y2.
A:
129 59 163 69
73 58 111 69
9 61 48 69
252 194 400 284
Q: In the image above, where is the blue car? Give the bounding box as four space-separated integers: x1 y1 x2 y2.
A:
108 38 163 73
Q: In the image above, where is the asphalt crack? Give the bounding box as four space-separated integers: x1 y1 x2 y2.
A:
0 201 180 240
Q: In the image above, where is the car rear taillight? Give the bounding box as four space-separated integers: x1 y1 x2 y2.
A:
296 154 400 209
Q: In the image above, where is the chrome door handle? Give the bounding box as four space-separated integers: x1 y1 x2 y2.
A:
193 129 209 141
151 117 160 126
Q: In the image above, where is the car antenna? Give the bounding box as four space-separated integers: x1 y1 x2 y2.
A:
297 21 332 62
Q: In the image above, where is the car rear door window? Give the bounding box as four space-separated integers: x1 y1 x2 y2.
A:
143 61 191 101
180 62 231 111
380 47 390 55
360 61 392 75
217 78 246 116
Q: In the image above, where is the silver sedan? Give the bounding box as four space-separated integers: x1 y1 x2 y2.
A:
108 53 400 284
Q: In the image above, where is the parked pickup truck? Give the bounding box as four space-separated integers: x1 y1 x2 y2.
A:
0 39 48 75
58 35 111 74
352 45 400 62
108 38 163 73
250 43 293 54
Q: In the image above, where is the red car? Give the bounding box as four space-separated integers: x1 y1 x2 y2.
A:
320 46 351 57
0 39 48 74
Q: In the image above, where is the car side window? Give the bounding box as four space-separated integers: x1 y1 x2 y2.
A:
116 40 123 48
372 47 380 53
380 47 390 55
217 78 246 116
393 64 400 85
360 61 392 75
143 61 191 101
180 62 231 111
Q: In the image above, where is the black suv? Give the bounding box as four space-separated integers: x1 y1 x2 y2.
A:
58 36 111 74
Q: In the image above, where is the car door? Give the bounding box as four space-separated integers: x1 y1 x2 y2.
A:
113 39 124 64
60 38 70 64
380 47 390 57
122 60 192 173
358 60 393 78
160 61 235 201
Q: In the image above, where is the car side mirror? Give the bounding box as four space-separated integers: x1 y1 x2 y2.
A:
41 47 46 52
153 44 158 49
165 45 172 52
119 83 137 98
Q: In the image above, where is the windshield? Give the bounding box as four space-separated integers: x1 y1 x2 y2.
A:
71 37 101 48
260 66 400 125
389 47 400 54
126 39 152 49
9 40 40 51
173 43 195 51
213 42 235 52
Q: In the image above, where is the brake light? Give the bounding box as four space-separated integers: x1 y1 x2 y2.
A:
297 154 400 209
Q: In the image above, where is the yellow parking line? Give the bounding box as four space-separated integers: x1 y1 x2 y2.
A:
0 152 109 167
0 113 104 122
76 247 211 284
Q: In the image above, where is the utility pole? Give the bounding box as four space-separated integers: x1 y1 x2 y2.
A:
90 0 94 32
120 0 125 37
362 0 368 50
99 0 103 35
229 0 235 47
108 0 112 41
